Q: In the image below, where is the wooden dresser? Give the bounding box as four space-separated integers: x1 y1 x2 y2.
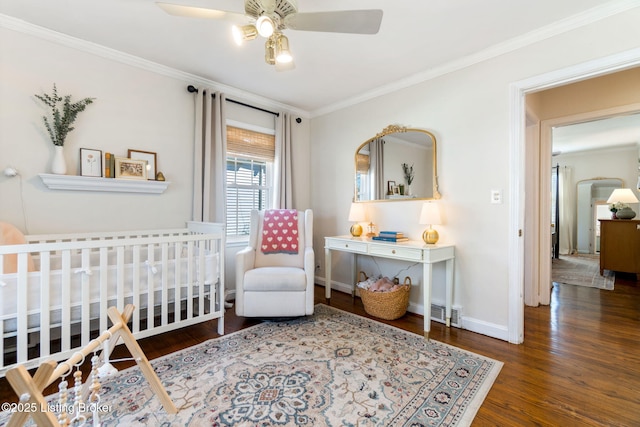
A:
599 219 640 276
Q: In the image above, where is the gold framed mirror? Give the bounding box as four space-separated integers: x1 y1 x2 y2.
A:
354 125 440 202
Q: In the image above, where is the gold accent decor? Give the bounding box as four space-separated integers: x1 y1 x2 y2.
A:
350 224 363 237
354 125 441 202
422 228 439 245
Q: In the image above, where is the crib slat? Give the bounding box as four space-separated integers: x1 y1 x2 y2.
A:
161 243 169 326
198 240 205 318
132 245 140 333
39 253 51 358
80 248 91 344
186 241 194 320
99 247 109 335
16 254 29 363
174 241 181 323
60 250 71 352
146 244 155 329
116 246 125 314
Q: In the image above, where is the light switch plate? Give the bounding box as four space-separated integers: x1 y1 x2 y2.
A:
491 189 502 204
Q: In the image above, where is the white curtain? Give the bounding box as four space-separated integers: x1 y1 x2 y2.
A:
192 89 227 223
273 112 293 209
558 166 575 255
370 138 385 200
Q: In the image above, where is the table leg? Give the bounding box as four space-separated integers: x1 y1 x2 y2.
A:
325 247 332 304
423 262 433 340
445 258 454 327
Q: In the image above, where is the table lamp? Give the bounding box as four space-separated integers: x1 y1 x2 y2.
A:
348 203 366 237
419 201 442 244
606 188 639 219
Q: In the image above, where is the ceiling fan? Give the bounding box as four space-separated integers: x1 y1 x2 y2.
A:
156 0 383 69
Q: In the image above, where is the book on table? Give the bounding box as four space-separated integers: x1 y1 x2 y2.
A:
372 236 409 242
378 231 404 237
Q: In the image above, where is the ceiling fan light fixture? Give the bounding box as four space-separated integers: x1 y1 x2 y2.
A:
256 15 275 37
275 33 293 64
232 24 258 45
264 36 276 65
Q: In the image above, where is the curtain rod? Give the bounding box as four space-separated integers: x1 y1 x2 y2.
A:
187 85 279 117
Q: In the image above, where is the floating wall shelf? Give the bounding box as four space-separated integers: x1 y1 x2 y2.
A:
39 173 170 194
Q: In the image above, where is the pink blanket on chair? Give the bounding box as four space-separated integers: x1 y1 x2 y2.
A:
261 209 299 254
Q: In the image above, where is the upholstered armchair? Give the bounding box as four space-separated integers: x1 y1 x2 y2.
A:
235 209 315 317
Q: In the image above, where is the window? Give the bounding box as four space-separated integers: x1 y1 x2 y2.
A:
225 125 275 238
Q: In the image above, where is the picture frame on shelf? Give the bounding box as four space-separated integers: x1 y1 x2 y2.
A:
115 157 148 180
393 185 400 195
80 148 102 177
387 180 396 195
128 149 157 180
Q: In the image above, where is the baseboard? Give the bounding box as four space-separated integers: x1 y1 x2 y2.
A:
318 278 510 342
461 317 509 342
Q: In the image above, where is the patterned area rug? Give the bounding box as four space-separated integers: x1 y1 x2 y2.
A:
1 304 502 427
552 254 614 290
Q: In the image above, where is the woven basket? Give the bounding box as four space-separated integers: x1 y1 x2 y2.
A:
358 273 411 320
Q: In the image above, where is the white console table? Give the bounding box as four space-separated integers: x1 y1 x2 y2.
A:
324 236 455 339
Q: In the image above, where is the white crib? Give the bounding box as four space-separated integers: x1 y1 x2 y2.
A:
0 221 225 377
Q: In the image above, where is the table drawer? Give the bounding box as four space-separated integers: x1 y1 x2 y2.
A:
369 244 423 261
326 239 368 254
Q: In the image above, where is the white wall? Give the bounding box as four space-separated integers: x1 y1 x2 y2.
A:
0 26 312 236
1 28 196 233
310 8 640 340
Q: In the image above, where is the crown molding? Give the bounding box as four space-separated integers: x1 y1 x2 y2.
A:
0 14 310 118
310 0 640 118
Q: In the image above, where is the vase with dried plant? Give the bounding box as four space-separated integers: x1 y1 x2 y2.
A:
35 84 95 174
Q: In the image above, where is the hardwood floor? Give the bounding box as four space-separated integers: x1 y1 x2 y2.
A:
2 275 639 426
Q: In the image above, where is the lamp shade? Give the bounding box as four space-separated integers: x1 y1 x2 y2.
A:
419 202 441 225
348 203 367 222
606 188 639 204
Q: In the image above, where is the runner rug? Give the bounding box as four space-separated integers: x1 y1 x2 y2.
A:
1 304 502 426
552 254 614 290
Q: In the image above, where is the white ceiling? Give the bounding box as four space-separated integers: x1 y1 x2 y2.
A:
1 0 634 115
553 113 640 155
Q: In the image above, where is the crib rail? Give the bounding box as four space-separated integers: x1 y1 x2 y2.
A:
0 222 225 377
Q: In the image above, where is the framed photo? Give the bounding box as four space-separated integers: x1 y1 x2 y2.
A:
393 185 400 195
80 148 103 177
128 149 157 180
387 180 396 195
115 157 148 180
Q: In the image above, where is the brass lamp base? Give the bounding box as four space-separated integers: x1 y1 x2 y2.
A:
350 224 363 237
422 227 439 244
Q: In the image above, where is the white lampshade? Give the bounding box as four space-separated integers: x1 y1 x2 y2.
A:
419 202 441 225
606 188 639 204
348 203 367 222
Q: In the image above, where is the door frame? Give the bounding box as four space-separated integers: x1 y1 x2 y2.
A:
508 48 640 344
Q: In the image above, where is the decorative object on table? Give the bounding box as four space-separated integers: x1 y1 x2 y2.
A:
35 84 95 175
606 188 639 219
348 202 366 237
156 171 166 181
128 149 157 180
420 201 442 244
79 148 102 177
357 271 411 320
114 157 148 180
372 231 409 242
387 180 396 195
402 162 414 195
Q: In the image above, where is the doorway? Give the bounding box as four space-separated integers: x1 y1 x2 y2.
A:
509 54 640 344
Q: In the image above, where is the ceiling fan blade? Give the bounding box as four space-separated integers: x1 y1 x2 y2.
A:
156 2 248 24
284 10 383 34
